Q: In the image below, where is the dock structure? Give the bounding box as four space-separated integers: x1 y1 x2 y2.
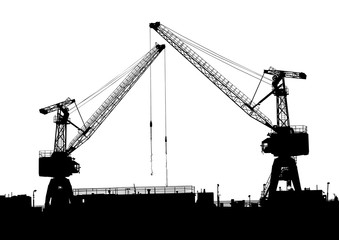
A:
71 185 205 213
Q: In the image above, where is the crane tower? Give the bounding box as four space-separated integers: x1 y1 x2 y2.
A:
39 44 165 209
149 22 308 202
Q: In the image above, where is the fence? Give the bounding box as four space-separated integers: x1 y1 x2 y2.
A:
73 185 195 196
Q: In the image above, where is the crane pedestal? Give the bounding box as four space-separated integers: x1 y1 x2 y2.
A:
45 177 73 210
268 156 301 196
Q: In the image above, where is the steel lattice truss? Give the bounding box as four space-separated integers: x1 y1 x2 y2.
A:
67 44 165 154
150 22 273 129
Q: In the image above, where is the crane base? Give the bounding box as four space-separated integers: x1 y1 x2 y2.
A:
268 156 301 197
44 177 73 210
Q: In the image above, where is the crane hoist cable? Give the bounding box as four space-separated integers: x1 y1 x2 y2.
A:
149 28 154 176
164 24 272 85
69 55 144 114
177 30 271 105
149 29 169 180
250 72 266 105
74 101 86 127
164 48 169 187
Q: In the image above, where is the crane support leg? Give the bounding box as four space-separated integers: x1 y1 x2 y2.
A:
268 156 301 197
44 177 73 210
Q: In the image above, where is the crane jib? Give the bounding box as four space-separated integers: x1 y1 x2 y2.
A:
150 22 273 129
66 44 165 155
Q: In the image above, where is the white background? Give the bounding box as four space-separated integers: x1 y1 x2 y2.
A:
1 0 338 206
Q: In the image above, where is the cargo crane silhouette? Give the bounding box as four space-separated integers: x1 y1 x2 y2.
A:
39 44 165 209
150 22 308 203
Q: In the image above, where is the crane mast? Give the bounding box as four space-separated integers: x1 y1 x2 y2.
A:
39 98 75 153
261 68 308 201
39 43 165 209
150 22 309 203
264 68 306 128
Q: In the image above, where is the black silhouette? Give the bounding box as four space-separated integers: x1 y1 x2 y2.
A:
38 44 165 210
149 22 312 206
2 23 338 234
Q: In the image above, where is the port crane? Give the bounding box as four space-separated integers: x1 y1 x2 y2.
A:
39 43 165 208
150 22 308 201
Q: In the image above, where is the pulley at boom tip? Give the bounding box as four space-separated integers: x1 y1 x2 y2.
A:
150 22 161 31
156 43 166 51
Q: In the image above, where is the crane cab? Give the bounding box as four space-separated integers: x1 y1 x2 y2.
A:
261 126 309 157
39 151 80 177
